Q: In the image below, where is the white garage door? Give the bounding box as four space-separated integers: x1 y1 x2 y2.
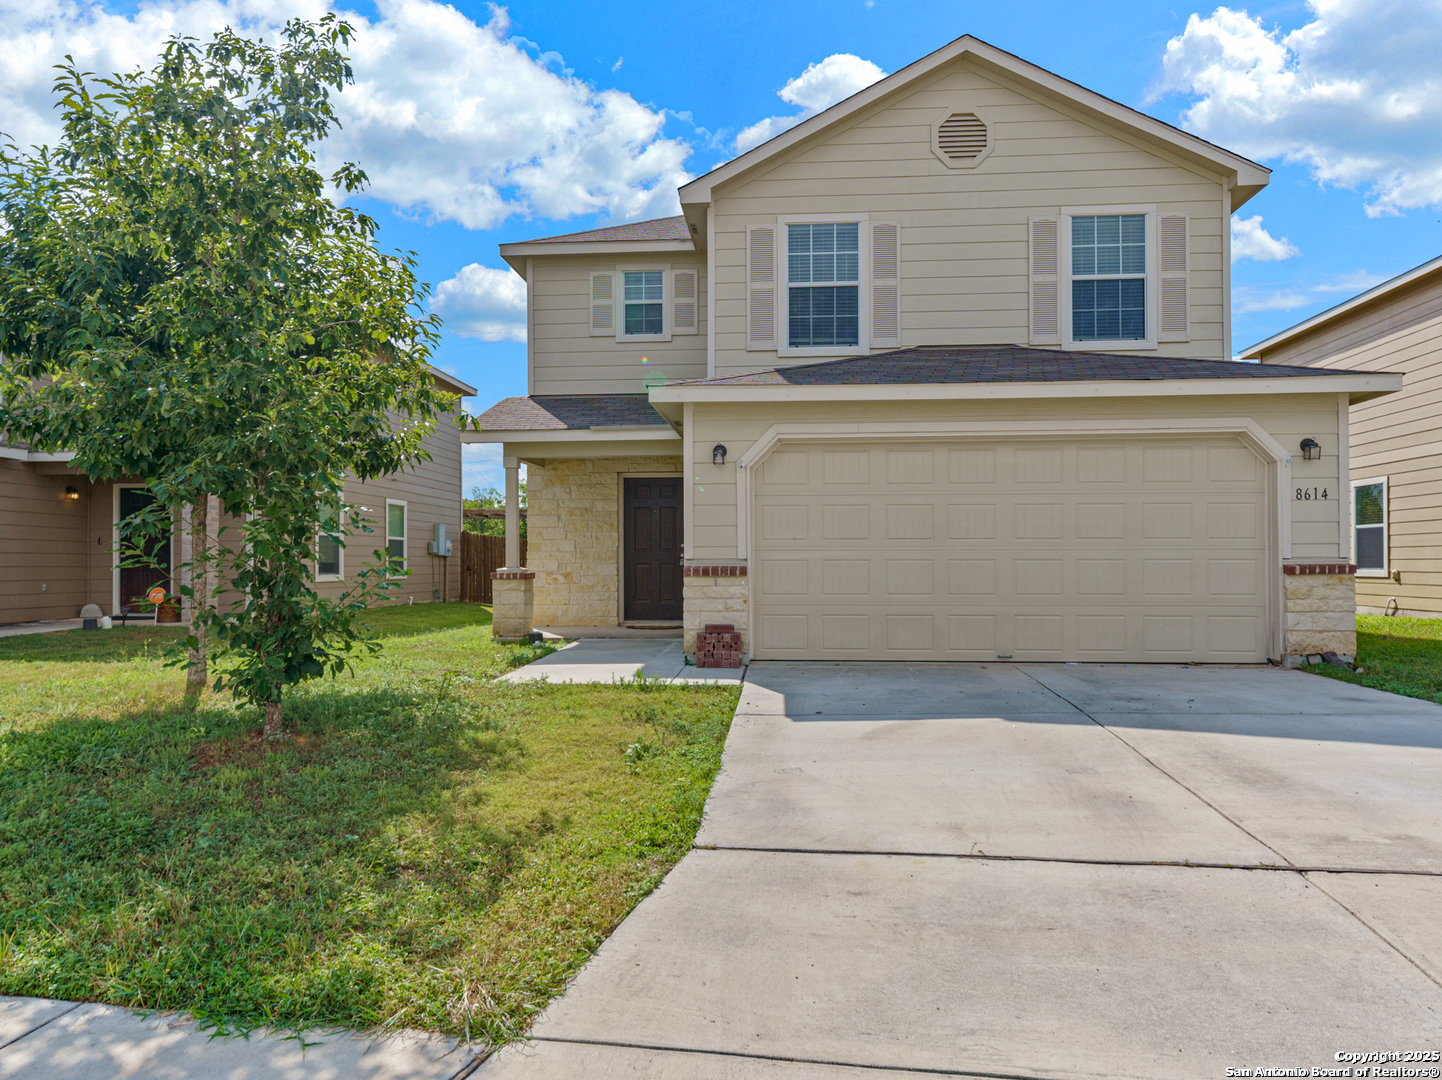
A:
751 438 1270 662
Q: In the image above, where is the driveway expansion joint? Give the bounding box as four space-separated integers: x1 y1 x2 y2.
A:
0 1000 81 1052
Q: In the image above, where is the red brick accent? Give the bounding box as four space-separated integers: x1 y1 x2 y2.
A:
1283 563 1357 576
683 564 747 577
696 623 743 669
490 570 536 580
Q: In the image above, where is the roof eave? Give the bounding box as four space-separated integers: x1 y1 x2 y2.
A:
461 426 678 444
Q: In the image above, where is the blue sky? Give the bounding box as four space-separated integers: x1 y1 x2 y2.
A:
8 0 1442 492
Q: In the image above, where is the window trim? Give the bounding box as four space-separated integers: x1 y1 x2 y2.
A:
615 263 672 343
385 498 408 576
1351 475 1388 578
315 499 344 582
778 212 871 358
1059 204 1159 352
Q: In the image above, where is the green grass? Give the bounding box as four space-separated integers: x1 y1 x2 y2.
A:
0 604 738 1043
1308 613 1442 703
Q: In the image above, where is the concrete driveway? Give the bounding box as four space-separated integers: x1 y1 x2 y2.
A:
481 662 1442 1079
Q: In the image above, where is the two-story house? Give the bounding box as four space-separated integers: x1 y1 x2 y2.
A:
467 35 1400 665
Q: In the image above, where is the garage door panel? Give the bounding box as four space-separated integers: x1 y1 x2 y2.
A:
751 438 1269 662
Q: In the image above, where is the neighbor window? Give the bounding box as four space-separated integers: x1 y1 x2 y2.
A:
1071 214 1146 341
788 222 860 348
623 271 664 336
1353 478 1387 574
316 500 342 579
386 501 407 574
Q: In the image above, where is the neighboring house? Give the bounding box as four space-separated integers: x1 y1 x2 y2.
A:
467 34 1400 665
0 368 474 625
1245 255 1442 618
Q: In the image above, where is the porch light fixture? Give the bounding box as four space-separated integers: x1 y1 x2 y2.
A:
1300 438 1321 461
713 444 728 465
64 485 79 501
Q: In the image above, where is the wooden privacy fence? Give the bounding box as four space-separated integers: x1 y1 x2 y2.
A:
460 532 527 604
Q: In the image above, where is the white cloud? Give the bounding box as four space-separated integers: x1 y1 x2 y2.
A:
0 0 692 230
1231 214 1299 262
735 54 886 154
1234 287 1310 313
1155 1 1442 216
432 264 527 341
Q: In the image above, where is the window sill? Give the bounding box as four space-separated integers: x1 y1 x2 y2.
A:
617 334 671 344
1062 338 1157 352
316 574 344 582
779 346 867 358
1355 569 1390 578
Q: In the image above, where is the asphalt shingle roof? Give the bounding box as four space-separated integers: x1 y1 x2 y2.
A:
670 345 1377 386
517 215 691 245
472 394 670 431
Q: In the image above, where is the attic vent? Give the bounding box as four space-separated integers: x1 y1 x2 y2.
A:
938 113 987 160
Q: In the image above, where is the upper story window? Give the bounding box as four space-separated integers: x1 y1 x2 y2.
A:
623 271 664 336
787 222 860 348
1071 214 1146 341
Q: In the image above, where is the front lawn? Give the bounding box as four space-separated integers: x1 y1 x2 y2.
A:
1308 613 1442 704
0 605 738 1044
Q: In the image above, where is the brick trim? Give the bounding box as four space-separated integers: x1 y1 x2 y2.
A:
683 564 747 577
490 570 536 580
1283 563 1357 576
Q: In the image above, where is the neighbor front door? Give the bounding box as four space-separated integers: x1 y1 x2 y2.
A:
117 486 172 612
623 477 682 622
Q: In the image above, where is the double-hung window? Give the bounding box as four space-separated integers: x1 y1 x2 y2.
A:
1071 214 1147 342
787 222 860 348
386 500 407 575
623 271 664 336
1352 477 1387 575
316 499 343 580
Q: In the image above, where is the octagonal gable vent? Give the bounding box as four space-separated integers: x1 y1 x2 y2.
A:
937 113 988 160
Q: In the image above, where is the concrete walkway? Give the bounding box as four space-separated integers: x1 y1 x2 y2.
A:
0 998 480 1079
481 661 1442 1079
499 638 745 685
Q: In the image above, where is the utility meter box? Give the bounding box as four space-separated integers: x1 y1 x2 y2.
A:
427 523 452 557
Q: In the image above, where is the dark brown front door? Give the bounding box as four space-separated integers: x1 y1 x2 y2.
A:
118 487 171 611
624 477 682 622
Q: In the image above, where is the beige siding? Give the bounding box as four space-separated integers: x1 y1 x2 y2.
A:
711 58 1229 376
0 462 100 622
685 393 1344 564
1256 273 1442 613
529 254 708 395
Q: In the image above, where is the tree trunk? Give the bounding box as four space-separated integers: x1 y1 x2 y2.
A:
185 496 209 700
264 700 284 740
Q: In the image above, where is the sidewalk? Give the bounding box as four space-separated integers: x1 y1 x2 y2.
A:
0 997 483 1080
498 638 746 685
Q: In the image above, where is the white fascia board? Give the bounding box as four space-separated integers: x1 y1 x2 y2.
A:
461 427 679 445
678 35 1268 210
1242 255 1442 359
428 365 478 397
500 239 697 276
0 447 76 462
649 373 1403 406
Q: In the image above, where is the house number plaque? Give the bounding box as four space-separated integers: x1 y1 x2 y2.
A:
1295 487 1329 500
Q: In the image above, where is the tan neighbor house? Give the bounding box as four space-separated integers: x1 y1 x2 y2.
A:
0 368 474 625
1246 254 1442 617
467 34 1400 665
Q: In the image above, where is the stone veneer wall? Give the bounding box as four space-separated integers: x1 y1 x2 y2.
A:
528 456 682 626
683 568 748 655
1283 565 1357 660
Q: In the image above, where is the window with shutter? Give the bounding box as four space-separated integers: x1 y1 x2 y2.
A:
870 221 900 348
588 271 614 336
1158 213 1189 342
1028 217 1060 345
673 269 698 335
746 224 776 350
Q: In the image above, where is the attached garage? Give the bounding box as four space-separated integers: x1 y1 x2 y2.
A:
750 435 1272 662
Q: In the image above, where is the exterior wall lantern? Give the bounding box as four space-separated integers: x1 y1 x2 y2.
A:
1299 438 1321 461
713 444 728 465
64 485 80 501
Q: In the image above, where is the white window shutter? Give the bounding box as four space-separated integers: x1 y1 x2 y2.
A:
870 221 901 349
1158 213 1189 343
1028 217 1060 346
589 271 614 336
673 269 698 335
746 225 776 351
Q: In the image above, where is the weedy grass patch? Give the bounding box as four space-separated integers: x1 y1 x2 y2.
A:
1307 613 1442 704
0 605 737 1044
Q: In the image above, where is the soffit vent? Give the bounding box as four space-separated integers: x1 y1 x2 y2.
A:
937 113 988 160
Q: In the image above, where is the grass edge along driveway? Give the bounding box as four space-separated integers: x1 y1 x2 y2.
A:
1309 612 1442 704
0 605 738 1046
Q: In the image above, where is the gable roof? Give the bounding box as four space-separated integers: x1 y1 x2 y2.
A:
678 35 1270 219
498 215 697 275
470 394 669 432
667 346 1372 388
515 216 690 246
1242 253 1442 359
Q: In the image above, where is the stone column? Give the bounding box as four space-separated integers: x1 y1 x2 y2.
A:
491 569 535 641
1282 562 1357 665
682 564 749 657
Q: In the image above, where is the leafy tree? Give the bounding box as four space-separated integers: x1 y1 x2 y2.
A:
463 483 526 537
0 17 450 737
